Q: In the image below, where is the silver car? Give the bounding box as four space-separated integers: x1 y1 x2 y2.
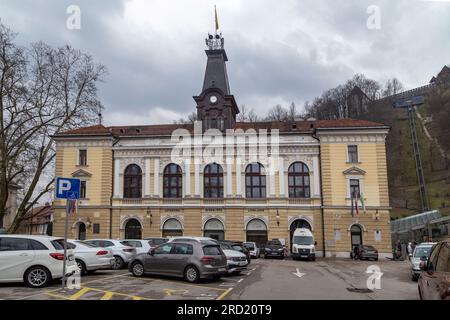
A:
128 239 227 283
410 242 436 281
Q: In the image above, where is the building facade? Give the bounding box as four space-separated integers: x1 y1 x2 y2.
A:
52 29 392 258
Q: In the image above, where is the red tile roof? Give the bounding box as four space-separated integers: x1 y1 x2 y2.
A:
55 119 387 137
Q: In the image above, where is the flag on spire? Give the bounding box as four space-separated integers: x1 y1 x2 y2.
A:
214 5 219 32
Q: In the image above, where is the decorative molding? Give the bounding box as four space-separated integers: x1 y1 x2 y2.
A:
287 215 314 231
160 215 184 230
347 221 367 232
119 214 144 230
71 169 92 178
343 167 366 175
244 215 269 230
201 215 226 230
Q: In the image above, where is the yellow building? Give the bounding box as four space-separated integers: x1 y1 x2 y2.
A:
52 29 392 258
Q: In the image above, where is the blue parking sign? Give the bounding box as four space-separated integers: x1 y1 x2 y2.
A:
56 177 81 200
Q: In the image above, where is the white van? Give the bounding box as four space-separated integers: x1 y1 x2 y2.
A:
292 228 316 261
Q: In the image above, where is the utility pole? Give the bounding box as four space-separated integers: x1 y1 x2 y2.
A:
393 96 429 212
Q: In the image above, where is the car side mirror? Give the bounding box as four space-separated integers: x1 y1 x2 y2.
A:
419 255 427 262
148 249 154 255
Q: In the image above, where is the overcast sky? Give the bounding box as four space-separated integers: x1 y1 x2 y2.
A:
1 0 450 125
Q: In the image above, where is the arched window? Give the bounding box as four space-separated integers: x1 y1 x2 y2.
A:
204 163 224 198
163 163 182 198
124 164 142 198
288 162 310 198
245 163 266 198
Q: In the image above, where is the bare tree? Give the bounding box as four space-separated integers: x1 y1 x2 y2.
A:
0 23 106 232
247 108 259 122
174 111 197 124
237 105 247 122
266 104 288 121
382 78 403 97
287 102 297 122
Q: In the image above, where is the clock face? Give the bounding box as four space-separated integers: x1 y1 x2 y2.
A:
209 95 218 104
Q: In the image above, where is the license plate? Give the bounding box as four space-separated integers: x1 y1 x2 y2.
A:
218 268 226 272
300 255 308 258
238 261 246 266
368 251 375 254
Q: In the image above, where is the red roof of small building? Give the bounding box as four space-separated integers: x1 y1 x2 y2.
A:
55 118 387 138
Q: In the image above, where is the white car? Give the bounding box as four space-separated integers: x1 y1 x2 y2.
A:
84 239 136 269
67 240 115 274
120 239 152 255
0 235 79 288
244 242 260 259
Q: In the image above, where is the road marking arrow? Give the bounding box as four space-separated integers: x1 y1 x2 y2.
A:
292 268 306 278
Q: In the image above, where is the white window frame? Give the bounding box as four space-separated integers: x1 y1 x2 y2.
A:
80 180 88 199
77 149 88 166
346 144 359 163
346 176 364 199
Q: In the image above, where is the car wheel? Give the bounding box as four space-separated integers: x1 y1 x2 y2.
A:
24 266 51 288
131 261 145 277
112 256 125 270
76 259 87 275
411 274 418 281
184 265 200 283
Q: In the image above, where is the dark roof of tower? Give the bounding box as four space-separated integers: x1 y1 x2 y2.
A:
202 49 230 95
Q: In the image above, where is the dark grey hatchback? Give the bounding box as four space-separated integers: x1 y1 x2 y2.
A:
128 241 227 283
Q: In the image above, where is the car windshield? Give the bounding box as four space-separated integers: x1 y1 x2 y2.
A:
220 243 232 250
121 241 142 248
414 246 432 258
293 236 313 245
232 245 243 251
244 243 255 250
203 245 222 255
267 241 282 246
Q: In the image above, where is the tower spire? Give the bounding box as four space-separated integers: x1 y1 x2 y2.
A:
214 5 219 33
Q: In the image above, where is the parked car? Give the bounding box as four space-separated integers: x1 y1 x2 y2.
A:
129 238 227 283
244 242 260 259
353 244 379 261
418 240 450 300
120 239 152 255
84 239 136 270
144 237 169 249
219 241 251 264
410 242 436 281
0 235 78 288
66 240 115 274
263 240 285 259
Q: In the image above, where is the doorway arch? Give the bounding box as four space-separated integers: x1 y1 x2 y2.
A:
162 218 183 237
125 218 142 239
350 224 363 251
246 219 268 248
289 218 312 252
203 218 225 240
77 222 86 240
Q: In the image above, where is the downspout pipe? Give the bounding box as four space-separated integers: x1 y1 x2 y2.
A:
312 129 326 258
110 136 120 239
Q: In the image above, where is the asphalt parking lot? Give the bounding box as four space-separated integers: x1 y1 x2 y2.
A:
0 258 418 300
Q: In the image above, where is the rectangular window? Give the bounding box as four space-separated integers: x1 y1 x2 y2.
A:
80 181 87 199
93 223 100 234
348 145 358 163
349 179 360 198
79 149 87 166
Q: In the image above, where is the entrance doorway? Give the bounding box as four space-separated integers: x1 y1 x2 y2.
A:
289 219 312 252
246 219 268 249
350 224 363 251
124 219 142 239
162 218 183 238
77 223 86 240
203 218 225 240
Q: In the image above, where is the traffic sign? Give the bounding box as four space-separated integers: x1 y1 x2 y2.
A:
56 177 80 200
393 95 424 108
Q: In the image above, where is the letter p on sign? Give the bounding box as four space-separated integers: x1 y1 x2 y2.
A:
56 177 80 200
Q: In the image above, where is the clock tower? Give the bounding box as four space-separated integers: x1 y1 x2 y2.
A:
193 15 239 133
